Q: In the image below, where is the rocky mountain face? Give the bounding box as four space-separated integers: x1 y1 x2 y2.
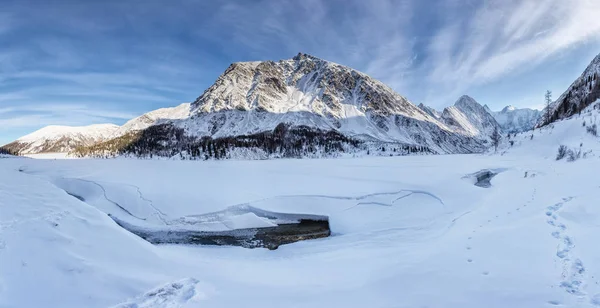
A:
418 103 442 120
489 105 541 133
418 97 503 139
542 53 600 126
2 124 119 155
440 95 502 140
176 53 487 155
192 53 428 119
6 54 508 159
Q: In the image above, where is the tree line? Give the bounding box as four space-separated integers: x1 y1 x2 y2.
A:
73 122 436 160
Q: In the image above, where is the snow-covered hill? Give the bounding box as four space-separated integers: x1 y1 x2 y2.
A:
7 54 517 158
489 105 541 133
1 105 191 155
2 124 119 154
2 101 600 307
114 103 191 137
441 95 502 140
543 52 600 125
501 99 600 159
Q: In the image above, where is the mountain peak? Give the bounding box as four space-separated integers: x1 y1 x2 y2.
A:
441 95 501 138
455 95 478 106
292 52 321 62
454 95 485 112
501 105 517 113
191 52 425 120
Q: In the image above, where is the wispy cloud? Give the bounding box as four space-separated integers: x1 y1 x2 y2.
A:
424 0 600 105
206 0 417 90
0 103 138 144
1 0 599 144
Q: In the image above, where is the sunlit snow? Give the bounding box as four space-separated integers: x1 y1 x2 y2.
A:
1 102 600 308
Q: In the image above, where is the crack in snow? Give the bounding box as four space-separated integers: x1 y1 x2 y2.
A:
70 178 146 221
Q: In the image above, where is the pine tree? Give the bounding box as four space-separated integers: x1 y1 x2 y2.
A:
544 90 552 125
491 126 502 153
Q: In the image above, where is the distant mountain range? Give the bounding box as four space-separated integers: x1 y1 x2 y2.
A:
3 52 569 159
419 100 540 135
487 105 541 133
2 104 190 155
3 124 119 154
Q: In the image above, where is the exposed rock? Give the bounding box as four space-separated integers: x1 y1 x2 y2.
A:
541 53 600 126
441 95 502 140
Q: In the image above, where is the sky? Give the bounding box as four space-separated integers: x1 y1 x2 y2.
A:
1 0 600 145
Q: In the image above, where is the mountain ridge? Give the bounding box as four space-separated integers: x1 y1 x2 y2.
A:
542 52 600 125
4 53 512 158
2 124 120 154
490 105 541 133
441 95 502 139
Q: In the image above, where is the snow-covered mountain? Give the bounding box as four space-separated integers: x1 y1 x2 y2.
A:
1 105 191 155
2 124 119 154
114 103 191 137
488 105 541 133
440 95 502 139
3 100 600 307
418 103 442 120
171 53 489 155
7 54 511 158
542 52 600 126
501 99 600 159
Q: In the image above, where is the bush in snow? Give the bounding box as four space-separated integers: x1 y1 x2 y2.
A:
556 145 568 160
586 124 597 136
557 145 583 162
567 148 581 162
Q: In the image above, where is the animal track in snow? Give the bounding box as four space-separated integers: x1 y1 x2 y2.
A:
545 197 594 301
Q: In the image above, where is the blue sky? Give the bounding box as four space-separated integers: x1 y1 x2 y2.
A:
1 0 600 145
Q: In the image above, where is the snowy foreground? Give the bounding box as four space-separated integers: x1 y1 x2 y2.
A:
2 111 600 307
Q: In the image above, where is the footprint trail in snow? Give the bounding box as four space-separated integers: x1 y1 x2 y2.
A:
545 197 600 306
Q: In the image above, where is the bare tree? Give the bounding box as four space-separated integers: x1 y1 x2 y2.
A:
545 90 552 124
491 126 502 153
